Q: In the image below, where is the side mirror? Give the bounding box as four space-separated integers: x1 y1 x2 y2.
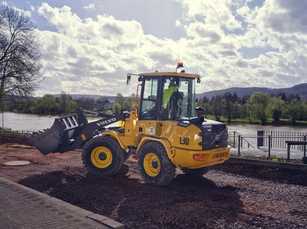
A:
197 77 201 83
126 74 131 85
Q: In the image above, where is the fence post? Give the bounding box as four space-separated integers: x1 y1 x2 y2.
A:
233 131 236 147
268 135 271 159
238 135 241 157
304 136 307 158
287 144 291 161
257 130 264 148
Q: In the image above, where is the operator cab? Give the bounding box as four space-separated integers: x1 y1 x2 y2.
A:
136 71 200 122
126 63 201 123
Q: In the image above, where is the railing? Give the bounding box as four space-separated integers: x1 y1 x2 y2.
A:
259 130 307 150
228 131 258 157
0 128 33 144
228 130 307 162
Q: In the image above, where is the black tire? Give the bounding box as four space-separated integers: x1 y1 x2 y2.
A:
82 136 125 176
138 142 175 186
182 168 208 176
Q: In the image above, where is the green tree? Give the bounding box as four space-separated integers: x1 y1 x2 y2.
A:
125 94 138 111
223 93 237 123
30 94 78 115
268 97 285 123
248 93 270 124
111 93 134 113
232 102 244 119
58 93 77 114
286 100 304 125
33 95 58 115
76 98 96 111
112 93 125 114
210 96 224 121
303 102 307 121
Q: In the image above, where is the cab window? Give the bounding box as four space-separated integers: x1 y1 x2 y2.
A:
140 79 158 120
161 78 195 120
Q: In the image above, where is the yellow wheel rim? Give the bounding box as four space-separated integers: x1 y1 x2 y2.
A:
90 146 112 169
143 153 161 177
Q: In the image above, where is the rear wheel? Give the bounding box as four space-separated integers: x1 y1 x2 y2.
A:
82 136 125 176
138 142 175 186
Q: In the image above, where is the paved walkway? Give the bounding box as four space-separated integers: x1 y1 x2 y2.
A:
0 177 124 229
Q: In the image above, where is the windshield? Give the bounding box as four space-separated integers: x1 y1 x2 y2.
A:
162 77 196 120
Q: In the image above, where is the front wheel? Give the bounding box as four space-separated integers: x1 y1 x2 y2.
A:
82 136 125 176
138 142 175 186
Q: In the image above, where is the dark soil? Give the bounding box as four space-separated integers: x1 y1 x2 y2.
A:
220 161 307 186
1 144 307 229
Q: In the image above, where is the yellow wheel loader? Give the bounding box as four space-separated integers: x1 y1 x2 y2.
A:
30 66 230 186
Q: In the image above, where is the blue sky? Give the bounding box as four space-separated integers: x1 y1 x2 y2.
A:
9 0 185 38
5 0 307 95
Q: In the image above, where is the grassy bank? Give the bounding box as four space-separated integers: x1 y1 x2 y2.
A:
0 128 31 144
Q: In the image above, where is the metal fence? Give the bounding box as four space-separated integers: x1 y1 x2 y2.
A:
0 128 32 144
228 130 307 161
260 130 307 150
228 131 258 157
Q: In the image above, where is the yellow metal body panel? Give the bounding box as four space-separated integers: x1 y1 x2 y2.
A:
136 120 202 151
101 110 138 150
100 110 230 170
169 147 230 169
136 135 230 169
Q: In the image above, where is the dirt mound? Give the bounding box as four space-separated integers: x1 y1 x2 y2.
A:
20 168 243 229
219 162 307 186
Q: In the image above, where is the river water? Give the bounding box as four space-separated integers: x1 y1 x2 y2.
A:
2 112 307 133
1 112 307 158
0 112 104 131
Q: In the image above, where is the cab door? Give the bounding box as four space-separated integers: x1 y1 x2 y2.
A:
136 77 163 139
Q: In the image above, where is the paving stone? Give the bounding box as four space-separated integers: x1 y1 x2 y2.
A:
0 177 124 229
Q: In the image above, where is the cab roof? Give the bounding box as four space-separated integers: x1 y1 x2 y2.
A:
140 71 200 80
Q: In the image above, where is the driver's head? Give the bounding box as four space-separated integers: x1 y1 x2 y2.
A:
169 78 179 88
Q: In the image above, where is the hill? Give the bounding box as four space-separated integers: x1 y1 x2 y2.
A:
198 83 307 100
53 94 117 102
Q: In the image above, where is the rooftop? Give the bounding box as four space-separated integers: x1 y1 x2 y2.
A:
139 71 200 79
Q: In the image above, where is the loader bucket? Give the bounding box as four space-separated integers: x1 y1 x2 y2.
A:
30 120 64 155
29 111 87 155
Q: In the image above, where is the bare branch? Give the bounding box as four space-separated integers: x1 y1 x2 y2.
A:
0 5 40 98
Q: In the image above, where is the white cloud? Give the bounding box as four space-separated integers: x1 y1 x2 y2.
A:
34 3 179 95
28 1 307 96
257 0 307 34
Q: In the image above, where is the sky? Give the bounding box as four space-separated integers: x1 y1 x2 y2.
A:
5 0 307 96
